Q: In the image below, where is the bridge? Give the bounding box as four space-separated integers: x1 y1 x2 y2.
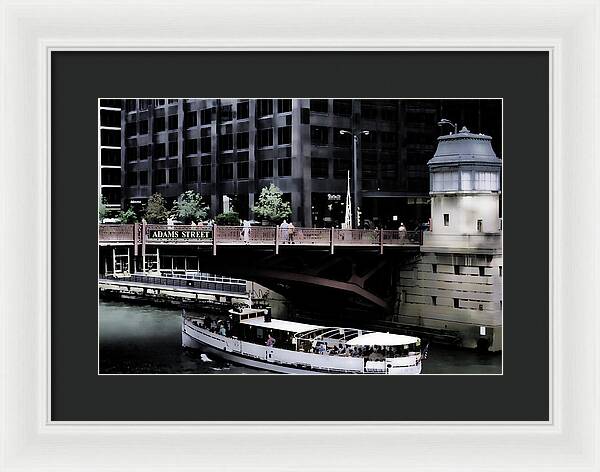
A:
99 223 422 314
99 223 421 255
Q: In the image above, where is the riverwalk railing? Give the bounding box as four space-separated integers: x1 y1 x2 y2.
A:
101 272 247 294
99 223 421 254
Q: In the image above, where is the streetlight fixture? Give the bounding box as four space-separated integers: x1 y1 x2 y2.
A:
437 118 458 134
340 129 370 228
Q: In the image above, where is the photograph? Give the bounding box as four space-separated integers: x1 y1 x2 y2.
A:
98 98 503 375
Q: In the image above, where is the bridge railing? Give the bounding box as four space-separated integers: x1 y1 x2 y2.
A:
99 224 422 248
99 224 135 242
216 225 277 244
282 227 330 244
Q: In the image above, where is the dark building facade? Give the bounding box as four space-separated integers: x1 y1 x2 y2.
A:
117 98 501 228
99 99 124 210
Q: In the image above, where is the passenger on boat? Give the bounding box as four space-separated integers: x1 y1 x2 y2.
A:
218 324 227 336
210 319 218 332
266 334 276 347
368 346 385 361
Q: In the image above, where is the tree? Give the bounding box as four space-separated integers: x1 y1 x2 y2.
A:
145 193 169 223
253 184 292 224
171 190 209 224
215 211 240 226
118 207 138 223
98 195 108 222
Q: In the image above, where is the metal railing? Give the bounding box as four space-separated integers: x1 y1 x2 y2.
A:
99 224 421 248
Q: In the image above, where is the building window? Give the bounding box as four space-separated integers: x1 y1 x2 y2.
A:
257 160 273 178
200 136 211 153
310 99 328 113
236 132 249 149
477 219 483 232
184 111 197 128
169 141 178 157
454 265 460 275
154 143 166 159
168 115 178 130
139 145 149 160
200 108 213 125
278 158 292 177
138 99 150 111
169 168 178 183
443 213 449 226
432 264 437 273
139 171 148 185
478 304 484 311
277 99 292 113
154 117 165 133
310 126 329 146
220 105 233 122
127 172 137 186
237 161 249 180
125 122 137 137
311 158 329 178
237 101 249 119
499 266 503 277
220 163 234 180
256 99 273 117
332 99 352 116
453 298 459 308
333 158 350 179
153 169 166 185
126 147 137 162
184 166 197 183
153 99 165 107
278 126 292 145
200 165 211 182
139 120 148 135
432 296 437 306
361 103 377 120
101 148 121 166
301 108 310 124
219 134 234 151
257 128 273 148
479 266 486 276
184 139 198 155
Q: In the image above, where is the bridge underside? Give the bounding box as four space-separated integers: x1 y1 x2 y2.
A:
99 245 420 317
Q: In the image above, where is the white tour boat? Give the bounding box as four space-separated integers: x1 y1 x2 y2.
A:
182 306 423 374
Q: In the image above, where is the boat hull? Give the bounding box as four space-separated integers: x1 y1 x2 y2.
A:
183 331 324 374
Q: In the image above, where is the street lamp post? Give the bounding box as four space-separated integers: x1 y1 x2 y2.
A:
340 129 369 228
437 118 458 134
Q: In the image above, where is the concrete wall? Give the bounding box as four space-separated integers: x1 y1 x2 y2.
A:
395 251 503 351
430 193 501 234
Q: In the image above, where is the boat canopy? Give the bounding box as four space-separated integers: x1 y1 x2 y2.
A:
239 316 324 334
345 332 420 347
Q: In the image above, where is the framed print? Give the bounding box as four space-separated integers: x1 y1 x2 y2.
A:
1 0 599 471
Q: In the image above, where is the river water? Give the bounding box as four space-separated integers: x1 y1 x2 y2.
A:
99 300 501 375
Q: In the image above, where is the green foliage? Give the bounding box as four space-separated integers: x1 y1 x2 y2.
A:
118 207 138 224
145 193 169 223
253 184 292 224
98 195 108 222
171 190 209 224
215 211 241 226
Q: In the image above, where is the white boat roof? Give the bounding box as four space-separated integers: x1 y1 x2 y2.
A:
240 317 324 334
346 332 420 346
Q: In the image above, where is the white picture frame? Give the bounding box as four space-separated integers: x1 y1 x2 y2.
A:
1 0 598 470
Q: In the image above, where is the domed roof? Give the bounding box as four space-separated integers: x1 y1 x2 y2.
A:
427 126 501 169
